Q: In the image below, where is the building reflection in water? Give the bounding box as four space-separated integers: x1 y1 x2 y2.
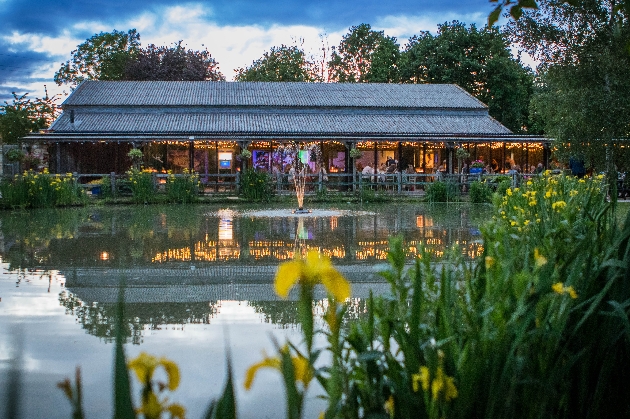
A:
0 204 489 341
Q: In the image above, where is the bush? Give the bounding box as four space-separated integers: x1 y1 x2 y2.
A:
166 169 200 203
424 180 459 202
469 180 493 203
239 168 274 202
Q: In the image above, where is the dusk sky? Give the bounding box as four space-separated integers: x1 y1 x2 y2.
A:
0 0 501 102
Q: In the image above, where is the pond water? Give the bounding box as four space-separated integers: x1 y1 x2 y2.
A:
0 203 490 419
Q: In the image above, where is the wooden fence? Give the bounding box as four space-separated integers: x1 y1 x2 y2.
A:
66 171 522 198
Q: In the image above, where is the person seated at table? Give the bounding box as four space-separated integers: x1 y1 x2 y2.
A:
362 164 374 182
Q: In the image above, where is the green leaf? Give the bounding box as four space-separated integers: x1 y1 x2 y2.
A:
204 355 237 419
113 283 135 419
488 5 502 26
510 5 523 20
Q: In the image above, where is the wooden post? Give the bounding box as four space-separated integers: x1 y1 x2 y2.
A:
110 172 116 197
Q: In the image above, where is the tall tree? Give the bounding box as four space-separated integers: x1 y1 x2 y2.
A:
399 22 534 133
0 92 59 144
124 41 224 81
54 29 141 88
234 45 319 82
510 0 630 171
327 23 400 83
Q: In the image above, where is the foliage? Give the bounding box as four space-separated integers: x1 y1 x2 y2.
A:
348 148 363 159
166 169 200 204
55 29 224 87
239 168 274 202
509 0 630 171
5 148 25 162
54 29 141 87
124 41 224 81
495 178 512 196
126 168 156 204
0 170 86 209
399 22 534 132
328 23 400 83
235 44 320 82
424 180 460 203
470 160 485 168
469 180 493 203
0 92 60 144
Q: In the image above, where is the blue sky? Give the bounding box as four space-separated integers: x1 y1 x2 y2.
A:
0 0 496 102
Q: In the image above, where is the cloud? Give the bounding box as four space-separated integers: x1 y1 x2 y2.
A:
0 0 499 102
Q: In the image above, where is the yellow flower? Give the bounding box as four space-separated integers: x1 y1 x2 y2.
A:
274 250 350 300
384 395 395 418
552 282 564 294
534 248 547 268
545 190 552 198
128 352 181 391
552 282 578 299
510 221 517 227
412 366 430 392
529 199 537 206
485 256 495 270
244 349 312 390
527 180 533 186
524 219 530 226
552 201 567 211
506 188 512 196
569 189 578 197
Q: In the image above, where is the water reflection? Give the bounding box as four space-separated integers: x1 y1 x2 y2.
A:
0 204 489 339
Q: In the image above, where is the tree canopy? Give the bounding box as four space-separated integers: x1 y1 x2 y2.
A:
508 0 630 169
328 23 400 83
0 92 59 144
399 22 534 133
234 45 320 82
124 41 224 81
54 29 141 87
54 29 224 87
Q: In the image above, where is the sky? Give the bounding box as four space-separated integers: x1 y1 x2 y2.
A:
0 0 499 103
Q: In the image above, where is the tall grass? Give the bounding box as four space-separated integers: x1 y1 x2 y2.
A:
0 170 85 209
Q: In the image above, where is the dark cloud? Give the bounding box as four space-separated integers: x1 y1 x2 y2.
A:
0 41 52 102
1 0 490 37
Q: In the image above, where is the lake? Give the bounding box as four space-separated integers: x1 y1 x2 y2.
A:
0 203 490 419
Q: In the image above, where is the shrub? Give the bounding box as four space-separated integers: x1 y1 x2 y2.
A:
239 168 274 202
495 179 511 196
424 180 459 202
469 180 493 203
166 169 200 203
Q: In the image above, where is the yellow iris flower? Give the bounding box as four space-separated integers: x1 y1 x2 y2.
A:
274 250 350 300
412 366 457 402
244 349 312 390
128 352 181 391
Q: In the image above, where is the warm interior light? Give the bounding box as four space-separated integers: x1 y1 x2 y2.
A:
100 251 109 261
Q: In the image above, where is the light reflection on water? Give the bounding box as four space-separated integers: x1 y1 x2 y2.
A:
0 203 489 418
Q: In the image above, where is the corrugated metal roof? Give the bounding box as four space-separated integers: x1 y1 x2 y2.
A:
51 111 510 136
62 81 487 109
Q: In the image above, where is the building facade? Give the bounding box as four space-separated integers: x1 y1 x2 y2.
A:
26 81 547 176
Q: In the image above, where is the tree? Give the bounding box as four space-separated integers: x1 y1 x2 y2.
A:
234 44 319 82
327 23 400 83
399 22 534 133
0 92 59 144
54 29 141 87
510 0 630 173
55 30 225 86
124 41 224 81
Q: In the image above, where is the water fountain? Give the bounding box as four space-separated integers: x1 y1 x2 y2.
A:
277 142 320 214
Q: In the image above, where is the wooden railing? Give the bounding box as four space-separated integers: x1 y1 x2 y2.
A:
64 171 523 197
